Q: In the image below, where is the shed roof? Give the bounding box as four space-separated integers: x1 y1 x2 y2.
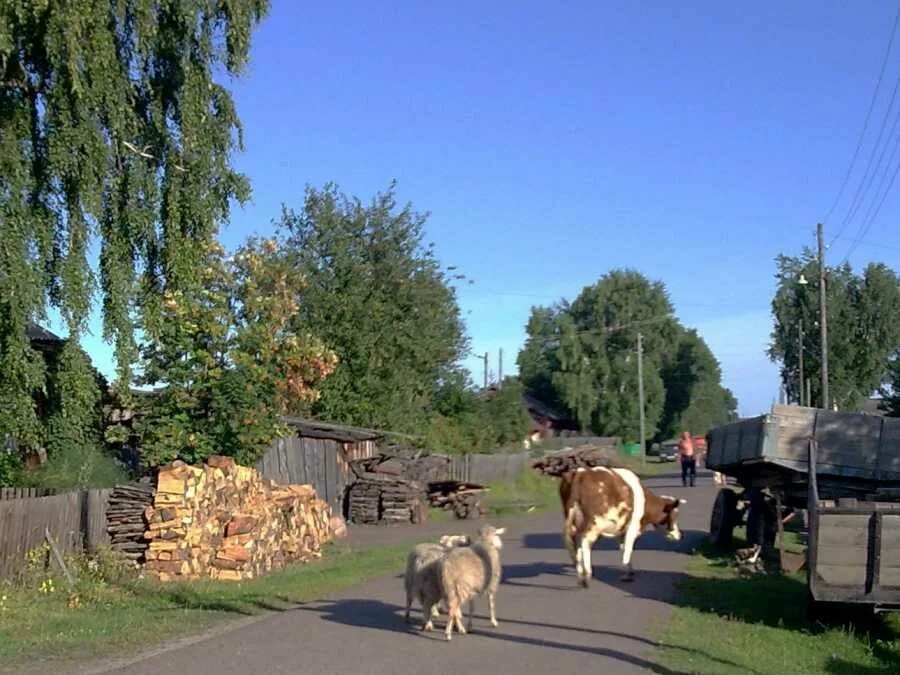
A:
27 322 64 344
281 416 384 443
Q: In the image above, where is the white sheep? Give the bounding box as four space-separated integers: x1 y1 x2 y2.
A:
422 524 505 641
404 534 470 623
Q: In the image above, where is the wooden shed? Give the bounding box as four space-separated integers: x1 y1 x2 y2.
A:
255 417 381 515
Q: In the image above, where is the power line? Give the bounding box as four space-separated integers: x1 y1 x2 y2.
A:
839 101 900 261
843 156 900 261
825 6 900 238
535 314 675 344
826 6 900 244
834 69 900 246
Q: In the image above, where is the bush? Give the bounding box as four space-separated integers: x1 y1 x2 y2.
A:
15 443 129 489
422 376 532 454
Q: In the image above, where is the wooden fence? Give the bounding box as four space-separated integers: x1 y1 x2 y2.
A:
255 436 377 515
0 489 110 580
0 487 65 500
448 452 532 484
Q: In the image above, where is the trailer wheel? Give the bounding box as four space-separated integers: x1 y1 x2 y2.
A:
710 488 739 547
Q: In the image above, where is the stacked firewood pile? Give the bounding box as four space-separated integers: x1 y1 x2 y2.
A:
427 480 488 519
531 445 618 477
346 454 430 525
143 455 338 581
106 480 156 562
347 474 427 524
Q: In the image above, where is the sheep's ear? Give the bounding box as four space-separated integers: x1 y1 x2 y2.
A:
495 527 506 536
678 498 687 505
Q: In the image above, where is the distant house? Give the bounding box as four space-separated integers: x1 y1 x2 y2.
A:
27 322 65 350
522 393 579 441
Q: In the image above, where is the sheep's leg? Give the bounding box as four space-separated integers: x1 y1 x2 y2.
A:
456 603 468 635
445 601 459 641
405 587 413 623
421 599 437 631
465 598 473 632
488 592 498 627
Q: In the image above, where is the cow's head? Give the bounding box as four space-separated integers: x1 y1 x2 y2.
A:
651 496 686 541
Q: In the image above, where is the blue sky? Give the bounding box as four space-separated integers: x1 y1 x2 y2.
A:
72 1 900 417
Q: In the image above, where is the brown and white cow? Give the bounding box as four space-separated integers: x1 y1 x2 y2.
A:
560 466 685 586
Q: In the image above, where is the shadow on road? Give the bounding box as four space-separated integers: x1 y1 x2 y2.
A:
298 597 751 675
522 529 705 554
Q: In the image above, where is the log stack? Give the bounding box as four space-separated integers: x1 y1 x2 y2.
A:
349 453 452 485
347 474 426 525
143 456 338 582
531 445 618 477
427 480 488 520
106 480 156 562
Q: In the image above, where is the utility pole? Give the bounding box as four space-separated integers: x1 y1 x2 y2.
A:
806 378 812 410
481 351 489 390
817 223 830 409
637 333 646 469
798 318 804 406
498 348 503 386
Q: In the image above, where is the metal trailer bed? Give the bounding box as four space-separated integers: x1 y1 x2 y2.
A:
705 405 900 613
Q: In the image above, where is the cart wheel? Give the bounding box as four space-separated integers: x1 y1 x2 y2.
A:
710 488 739 547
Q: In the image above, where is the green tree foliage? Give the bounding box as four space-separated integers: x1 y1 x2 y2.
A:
1 0 268 468
135 239 336 467
423 374 532 454
769 252 900 410
276 183 468 432
883 353 900 417
517 270 737 441
660 328 739 436
44 342 105 457
518 305 566 410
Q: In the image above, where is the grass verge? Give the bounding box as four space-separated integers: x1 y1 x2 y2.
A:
657 535 900 674
0 543 407 672
486 469 560 516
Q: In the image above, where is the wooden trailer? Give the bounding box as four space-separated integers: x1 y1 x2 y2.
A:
706 405 900 614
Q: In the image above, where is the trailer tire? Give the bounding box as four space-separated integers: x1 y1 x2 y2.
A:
710 488 739 547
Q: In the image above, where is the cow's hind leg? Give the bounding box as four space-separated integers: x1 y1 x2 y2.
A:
577 533 596 587
620 530 637 582
563 524 577 567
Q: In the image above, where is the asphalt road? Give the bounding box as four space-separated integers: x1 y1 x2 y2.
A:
91 472 717 675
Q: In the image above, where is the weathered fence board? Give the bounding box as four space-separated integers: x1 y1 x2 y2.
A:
255 436 377 515
447 452 532 484
0 487 67 500
0 488 111 580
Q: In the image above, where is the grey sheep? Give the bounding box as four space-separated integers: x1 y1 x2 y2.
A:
421 524 505 640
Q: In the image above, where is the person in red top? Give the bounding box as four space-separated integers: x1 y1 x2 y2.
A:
678 431 696 487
